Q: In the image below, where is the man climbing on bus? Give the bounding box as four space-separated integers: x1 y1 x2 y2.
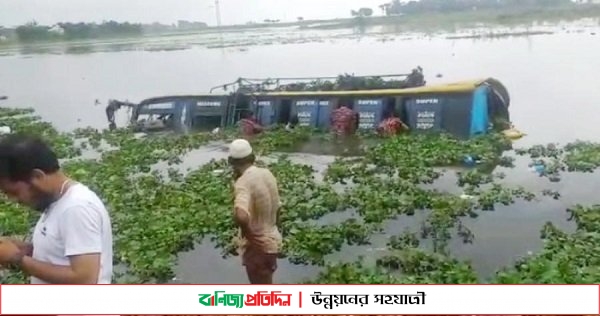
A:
330 103 358 138
239 110 264 139
105 99 137 131
105 100 121 131
377 109 409 137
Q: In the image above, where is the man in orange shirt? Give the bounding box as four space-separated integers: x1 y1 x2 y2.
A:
228 139 282 284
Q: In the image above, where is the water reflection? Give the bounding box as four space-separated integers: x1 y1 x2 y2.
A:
65 45 94 55
18 45 53 55
174 238 321 284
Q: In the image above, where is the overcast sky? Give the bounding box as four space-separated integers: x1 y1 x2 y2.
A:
0 0 391 27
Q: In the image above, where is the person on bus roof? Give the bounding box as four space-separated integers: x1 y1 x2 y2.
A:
239 110 264 139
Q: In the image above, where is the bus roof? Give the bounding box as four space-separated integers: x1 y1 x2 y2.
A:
140 94 228 104
248 79 488 97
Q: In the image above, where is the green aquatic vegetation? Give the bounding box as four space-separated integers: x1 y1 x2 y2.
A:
465 184 536 211
326 133 532 254
251 126 313 154
0 108 80 158
376 248 479 284
517 141 600 182
270 158 343 223
387 232 420 250
284 220 375 265
457 169 495 187
563 141 600 172
493 206 600 284
542 189 561 200
4 105 600 285
307 260 402 284
310 249 478 284
0 199 33 237
249 72 423 93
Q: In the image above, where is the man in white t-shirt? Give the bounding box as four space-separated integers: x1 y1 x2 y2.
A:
0 134 113 284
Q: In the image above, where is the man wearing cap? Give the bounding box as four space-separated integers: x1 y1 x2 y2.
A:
228 139 282 284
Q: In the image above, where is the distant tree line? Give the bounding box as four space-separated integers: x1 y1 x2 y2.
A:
58 21 142 40
14 21 143 42
14 22 56 42
381 0 574 16
351 8 374 17
9 20 212 42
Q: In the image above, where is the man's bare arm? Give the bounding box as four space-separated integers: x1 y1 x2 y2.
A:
234 207 252 236
233 184 254 238
276 202 283 228
254 123 264 133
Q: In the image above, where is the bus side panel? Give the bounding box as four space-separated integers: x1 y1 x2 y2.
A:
441 93 474 139
470 86 490 136
293 99 319 128
317 99 332 130
254 99 275 126
355 98 384 130
405 97 443 133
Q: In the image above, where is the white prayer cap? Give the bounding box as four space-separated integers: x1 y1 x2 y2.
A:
229 139 253 159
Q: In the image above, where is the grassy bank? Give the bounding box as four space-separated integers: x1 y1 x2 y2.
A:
306 5 600 31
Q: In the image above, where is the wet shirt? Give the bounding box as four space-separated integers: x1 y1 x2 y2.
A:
331 106 357 136
234 166 282 254
239 118 264 138
378 117 404 136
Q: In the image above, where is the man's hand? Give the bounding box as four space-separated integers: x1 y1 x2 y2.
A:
1 238 33 256
0 240 24 266
233 207 266 245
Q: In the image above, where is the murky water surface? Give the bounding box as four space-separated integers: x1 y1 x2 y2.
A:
1 21 600 283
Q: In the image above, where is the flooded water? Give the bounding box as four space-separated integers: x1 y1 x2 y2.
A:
1 21 600 283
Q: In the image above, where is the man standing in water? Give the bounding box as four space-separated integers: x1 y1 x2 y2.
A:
0 134 113 284
239 110 264 139
330 103 358 138
229 139 282 284
377 109 409 137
